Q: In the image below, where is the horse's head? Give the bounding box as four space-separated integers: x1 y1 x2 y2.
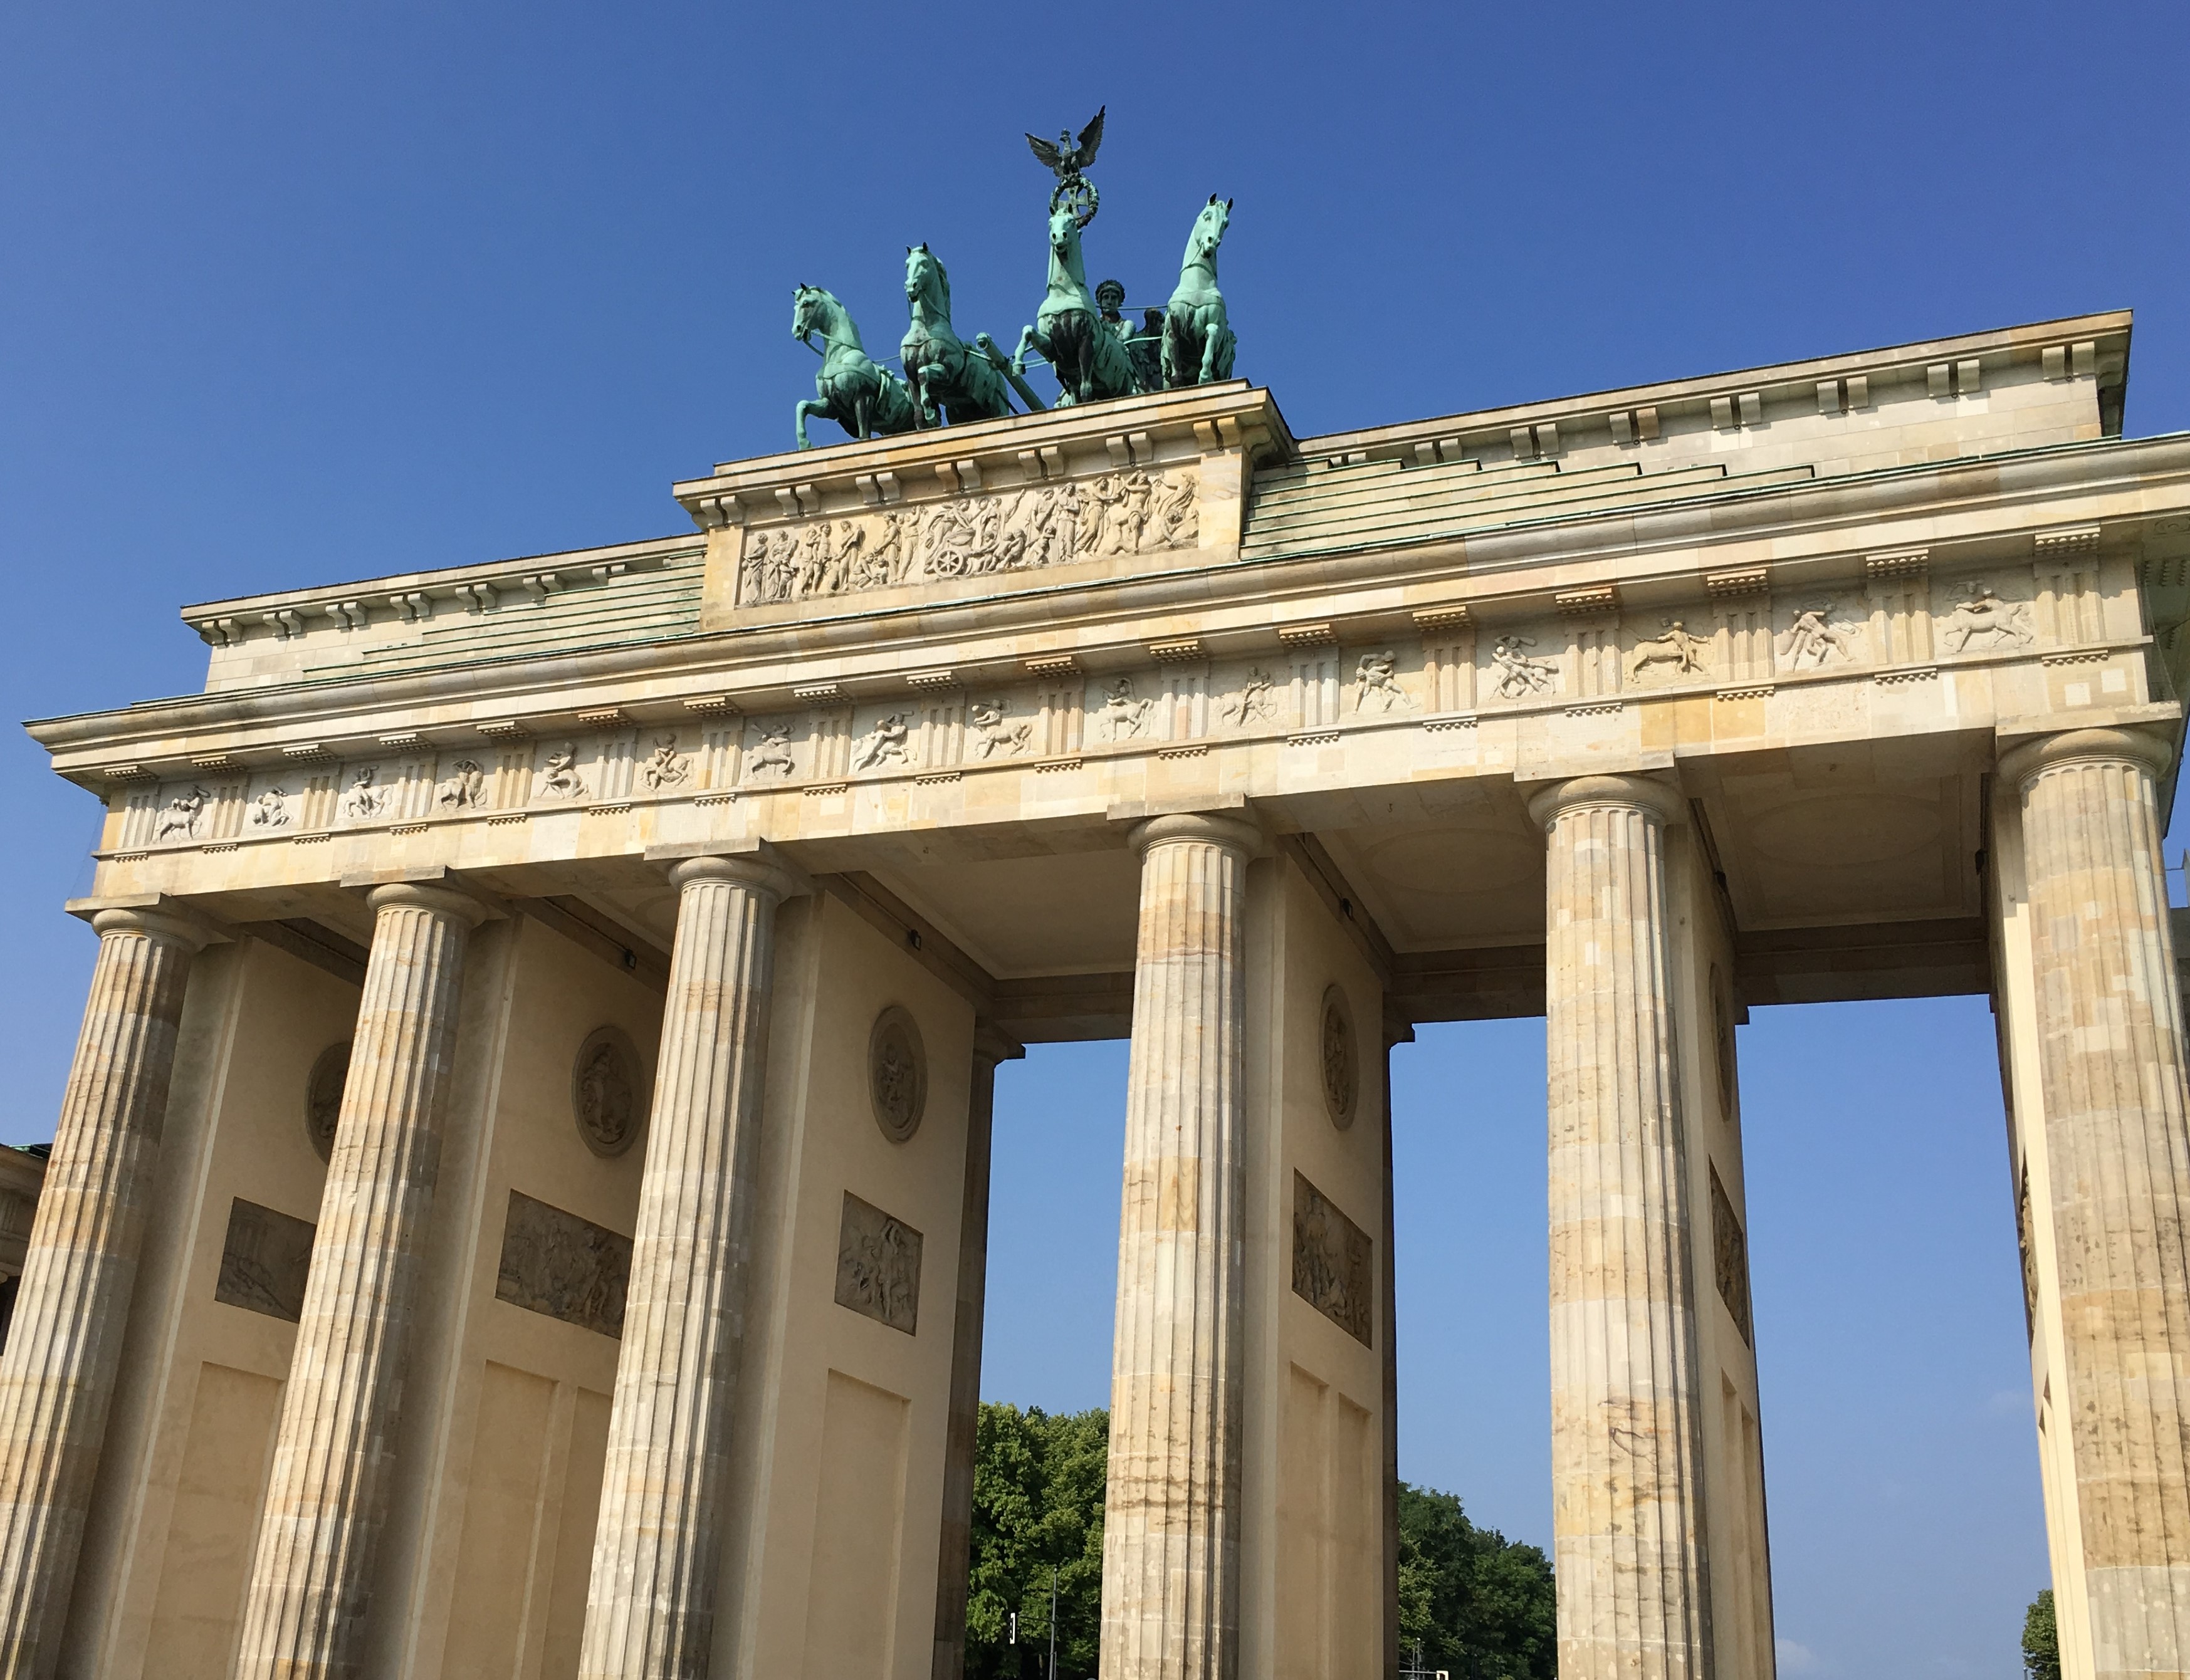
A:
792 284 826 345
904 243 948 313
1193 195 1233 259
1048 205 1083 262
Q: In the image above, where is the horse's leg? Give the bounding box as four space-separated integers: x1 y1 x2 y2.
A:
854 389 871 441
1013 326 1039 378
1162 315 1185 389
795 399 820 450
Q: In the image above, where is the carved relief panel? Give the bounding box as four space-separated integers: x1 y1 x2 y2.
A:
1292 1172 1373 1347
1708 1164 1753 1346
834 1191 923 1335
495 1189 632 1339
216 1197 317 1323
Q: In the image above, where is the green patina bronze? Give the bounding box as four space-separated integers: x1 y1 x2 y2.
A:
901 244 1046 427
793 284 917 450
1014 201 1140 407
1163 196 1237 389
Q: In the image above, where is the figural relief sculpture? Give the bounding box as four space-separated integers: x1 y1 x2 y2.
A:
496 1190 632 1340
1321 985 1358 1128
216 1198 317 1325
1779 602 1862 669
834 1192 923 1335
851 714 913 775
1491 635 1556 699
340 766 384 821
1098 677 1152 741
1630 619 1711 682
637 734 687 790
572 1025 644 1158
1220 667 1277 728
968 699 1032 758
248 788 290 829
305 1042 350 1162
738 470 1197 607
869 1005 927 1143
155 786 207 842
537 743 586 800
1939 580 2035 653
1292 1172 1373 1347
1353 651 1412 713
436 759 486 809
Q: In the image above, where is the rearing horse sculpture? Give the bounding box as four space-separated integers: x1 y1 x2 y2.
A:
1015 204 1138 407
793 284 918 450
1163 196 1237 389
901 244 1047 427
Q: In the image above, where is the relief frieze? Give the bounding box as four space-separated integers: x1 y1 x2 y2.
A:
216 1197 317 1323
736 468 1198 607
834 1191 923 1335
1292 1172 1373 1347
495 1190 632 1339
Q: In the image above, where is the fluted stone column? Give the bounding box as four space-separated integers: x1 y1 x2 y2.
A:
0 905 209 1677
2002 728 2190 1679
579 852 798 1679
1101 811 1257 1680
932 1024 1023 1680
234 880 487 1679
1530 775 1712 1680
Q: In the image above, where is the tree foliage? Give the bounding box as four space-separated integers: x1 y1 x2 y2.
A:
967 1402 1107 1679
2023 1589 2061 1680
1396 1481 1558 1679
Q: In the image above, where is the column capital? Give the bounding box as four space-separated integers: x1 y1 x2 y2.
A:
1997 724 2174 791
1526 771 1686 832
364 879 494 929
664 852 805 902
972 1021 1026 1068
86 902 216 953
1125 810 1264 859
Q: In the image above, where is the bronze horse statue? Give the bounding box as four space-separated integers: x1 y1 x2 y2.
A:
900 244 1045 426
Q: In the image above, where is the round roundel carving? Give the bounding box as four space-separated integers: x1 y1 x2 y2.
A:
1320 986 1358 1129
572 1025 646 1158
306 1041 350 1162
868 1006 928 1144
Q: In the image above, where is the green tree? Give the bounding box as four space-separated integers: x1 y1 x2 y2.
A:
2023 1589 2061 1680
967 1402 1107 1679
1396 1481 1558 1679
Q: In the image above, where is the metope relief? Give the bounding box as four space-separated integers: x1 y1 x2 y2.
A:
736 469 1199 607
338 766 386 822
1777 600 1864 670
248 788 291 830
850 712 914 775
1219 667 1278 729
216 1198 317 1323
1627 619 1712 686
1489 634 1558 701
1320 985 1357 1128
743 721 798 783
637 734 687 790
496 1190 632 1339
572 1025 645 1157
1352 651 1412 714
967 699 1033 758
535 741 587 801
834 1191 923 1335
155 786 209 843
1936 576 2036 655
1096 677 1153 741
1292 1172 1373 1347
436 759 487 810
869 1005 927 1142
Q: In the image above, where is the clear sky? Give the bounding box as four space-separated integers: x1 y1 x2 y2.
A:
4 3 2186 1676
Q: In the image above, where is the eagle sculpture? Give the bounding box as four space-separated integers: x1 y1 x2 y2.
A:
1026 107 1106 181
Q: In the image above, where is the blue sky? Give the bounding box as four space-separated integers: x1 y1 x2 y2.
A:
4 3 2186 1674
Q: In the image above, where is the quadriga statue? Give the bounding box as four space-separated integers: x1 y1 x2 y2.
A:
1163 195 1237 388
792 284 918 449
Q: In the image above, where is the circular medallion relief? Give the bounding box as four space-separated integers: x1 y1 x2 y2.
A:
868 1006 927 1144
1320 986 1357 1129
572 1025 646 1158
305 1042 350 1162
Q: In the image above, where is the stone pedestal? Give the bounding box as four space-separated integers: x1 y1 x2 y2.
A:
931 1024 1021 1680
1531 776 1712 1680
2002 728 2190 1680
233 881 486 1679
579 852 797 1679
1102 811 1258 1680
0 906 208 1677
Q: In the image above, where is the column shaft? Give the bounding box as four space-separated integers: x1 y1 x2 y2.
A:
0 908 205 1678
579 853 792 1679
2009 729 2190 1679
1101 812 1256 1680
1534 776 1712 1680
931 1027 1020 1680
234 882 484 1679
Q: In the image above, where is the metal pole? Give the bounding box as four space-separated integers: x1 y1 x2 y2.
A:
1049 1565 1059 1679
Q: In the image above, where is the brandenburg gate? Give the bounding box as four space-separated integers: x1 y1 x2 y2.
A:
0 304 2186 1680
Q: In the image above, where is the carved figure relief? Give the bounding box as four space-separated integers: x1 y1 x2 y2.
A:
305 1041 350 1162
1320 985 1358 1127
1292 1172 1373 1347
1711 964 1737 1127
572 1025 644 1157
869 1005 928 1142
248 787 291 829
2018 1162 2039 1342
436 759 486 809
834 1191 923 1335
1098 676 1152 740
1778 601 1862 670
155 786 207 842
1220 667 1277 728
537 741 587 800
851 712 913 775
495 1189 631 1339
1938 580 2035 653
968 699 1033 758
1353 650 1412 713
1709 1164 1753 1345
339 766 385 820
216 1197 317 1323
1629 618 1710 682
1490 635 1556 699
738 469 1198 606
637 734 688 791
745 725 796 781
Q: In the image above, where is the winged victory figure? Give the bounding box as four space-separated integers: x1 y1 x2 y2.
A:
1026 107 1106 182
